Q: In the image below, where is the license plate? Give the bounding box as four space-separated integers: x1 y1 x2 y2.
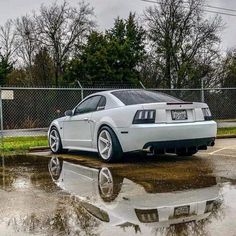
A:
171 110 188 120
174 205 190 217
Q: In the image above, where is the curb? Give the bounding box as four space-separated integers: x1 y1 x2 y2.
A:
29 146 50 152
216 135 236 139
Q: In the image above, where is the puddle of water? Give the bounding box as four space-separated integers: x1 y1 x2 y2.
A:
0 155 235 235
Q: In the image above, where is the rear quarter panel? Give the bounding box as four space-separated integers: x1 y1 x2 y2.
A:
90 105 142 149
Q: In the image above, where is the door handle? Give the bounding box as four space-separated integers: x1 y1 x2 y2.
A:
83 118 95 123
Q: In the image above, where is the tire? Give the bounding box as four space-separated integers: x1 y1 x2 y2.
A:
97 126 123 163
48 127 66 154
48 157 63 181
98 167 123 202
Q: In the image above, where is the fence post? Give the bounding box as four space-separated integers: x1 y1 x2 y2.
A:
139 81 146 89
77 80 84 100
0 87 3 149
201 77 205 103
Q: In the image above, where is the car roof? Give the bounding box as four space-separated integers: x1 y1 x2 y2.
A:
87 89 143 97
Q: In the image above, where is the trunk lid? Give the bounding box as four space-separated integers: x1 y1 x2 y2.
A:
142 102 207 123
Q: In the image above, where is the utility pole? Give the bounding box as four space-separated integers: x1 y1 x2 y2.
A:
201 76 207 103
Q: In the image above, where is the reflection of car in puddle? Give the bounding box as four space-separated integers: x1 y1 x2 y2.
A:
48 157 221 229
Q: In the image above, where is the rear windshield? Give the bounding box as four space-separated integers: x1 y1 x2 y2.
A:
111 90 182 105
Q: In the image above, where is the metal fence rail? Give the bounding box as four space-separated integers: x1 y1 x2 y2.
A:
0 87 235 137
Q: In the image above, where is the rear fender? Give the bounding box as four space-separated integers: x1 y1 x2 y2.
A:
92 117 118 150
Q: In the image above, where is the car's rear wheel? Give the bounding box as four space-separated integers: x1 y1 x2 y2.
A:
49 127 65 154
97 126 123 162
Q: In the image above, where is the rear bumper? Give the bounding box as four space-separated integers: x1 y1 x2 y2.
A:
116 121 217 152
143 137 215 151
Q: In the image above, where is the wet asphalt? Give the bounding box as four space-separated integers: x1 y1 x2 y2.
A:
0 138 235 236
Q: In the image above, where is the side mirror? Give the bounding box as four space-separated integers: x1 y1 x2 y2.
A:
65 110 73 116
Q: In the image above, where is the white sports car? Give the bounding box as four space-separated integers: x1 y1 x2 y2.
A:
48 89 217 162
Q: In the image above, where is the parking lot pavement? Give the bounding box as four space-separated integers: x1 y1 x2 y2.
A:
1 128 48 137
199 138 236 157
31 138 236 180
197 138 236 182
30 138 236 190
1 138 236 236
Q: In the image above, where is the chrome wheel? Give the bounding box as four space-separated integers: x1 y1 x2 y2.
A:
99 168 113 198
49 129 60 153
48 157 62 181
98 130 113 160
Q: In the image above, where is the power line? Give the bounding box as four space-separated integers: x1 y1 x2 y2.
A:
142 0 236 13
140 0 236 17
204 9 236 17
205 4 236 13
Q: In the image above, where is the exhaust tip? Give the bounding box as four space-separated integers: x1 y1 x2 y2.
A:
143 146 154 153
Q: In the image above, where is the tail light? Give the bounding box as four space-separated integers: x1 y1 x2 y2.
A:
135 209 159 223
133 110 156 124
202 108 212 120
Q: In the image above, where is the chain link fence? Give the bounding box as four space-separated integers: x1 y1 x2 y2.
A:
0 87 235 138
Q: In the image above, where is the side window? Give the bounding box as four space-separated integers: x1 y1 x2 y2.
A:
74 96 101 115
97 96 106 111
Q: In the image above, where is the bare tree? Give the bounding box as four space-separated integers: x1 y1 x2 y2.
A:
35 0 95 86
15 15 38 84
221 49 236 87
144 0 222 88
0 20 17 63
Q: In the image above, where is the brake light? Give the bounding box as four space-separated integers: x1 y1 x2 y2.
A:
135 209 159 223
202 108 212 120
133 110 156 124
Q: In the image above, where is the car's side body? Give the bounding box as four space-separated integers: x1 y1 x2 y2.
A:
48 90 217 157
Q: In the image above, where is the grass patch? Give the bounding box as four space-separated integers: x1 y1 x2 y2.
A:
0 136 48 154
216 119 236 122
217 127 236 136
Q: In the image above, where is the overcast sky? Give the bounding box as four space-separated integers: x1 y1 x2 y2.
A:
0 0 236 51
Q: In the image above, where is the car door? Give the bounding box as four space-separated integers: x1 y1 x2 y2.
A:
63 95 102 149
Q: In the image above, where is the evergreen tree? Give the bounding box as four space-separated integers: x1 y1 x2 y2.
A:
32 47 54 86
64 13 146 86
0 54 13 86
